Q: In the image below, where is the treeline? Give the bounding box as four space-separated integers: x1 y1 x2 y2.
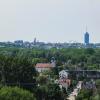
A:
0 47 100 69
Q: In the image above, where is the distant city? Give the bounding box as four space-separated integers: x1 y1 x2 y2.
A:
0 31 100 49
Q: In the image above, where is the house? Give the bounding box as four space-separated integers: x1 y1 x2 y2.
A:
35 63 54 73
59 70 69 79
58 79 71 90
58 70 71 90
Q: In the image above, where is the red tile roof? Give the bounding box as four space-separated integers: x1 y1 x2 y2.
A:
35 63 53 68
59 79 71 86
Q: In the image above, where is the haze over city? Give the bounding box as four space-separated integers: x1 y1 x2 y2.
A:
0 0 100 43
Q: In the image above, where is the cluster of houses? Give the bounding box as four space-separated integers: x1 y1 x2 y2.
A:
58 70 71 90
35 59 71 90
35 59 99 100
35 59 98 91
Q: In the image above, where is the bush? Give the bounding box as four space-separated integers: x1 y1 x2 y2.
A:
0 86 36 100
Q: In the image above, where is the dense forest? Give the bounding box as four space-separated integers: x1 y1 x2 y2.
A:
0 47 100 100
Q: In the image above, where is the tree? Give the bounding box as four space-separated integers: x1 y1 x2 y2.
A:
46 83 64 100
76 89 93 100
35 83 65 100
0 54 37 91
85 48 95 55
0 87 36 100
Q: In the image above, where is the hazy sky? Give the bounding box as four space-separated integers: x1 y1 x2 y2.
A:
0 0 100 43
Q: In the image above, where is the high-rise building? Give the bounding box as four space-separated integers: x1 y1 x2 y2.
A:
84 32 89 44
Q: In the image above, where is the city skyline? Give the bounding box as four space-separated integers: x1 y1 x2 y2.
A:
0 0 100 43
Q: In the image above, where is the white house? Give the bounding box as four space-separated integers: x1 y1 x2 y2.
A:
58 70 71 90
59 70 69 79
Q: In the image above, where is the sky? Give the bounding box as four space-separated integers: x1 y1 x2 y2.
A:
0 0 100 43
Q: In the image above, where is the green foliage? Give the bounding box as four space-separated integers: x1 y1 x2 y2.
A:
0 48 99 87
0 87 36 100
93 94 100 100
0 47 100 70
76 89 93 100
37 75 48 85
95 79 100 94
85 48 95 55
96 79 100 85
46 83 64 100
35 83 64 100
0 47 100 99
0 53 37 90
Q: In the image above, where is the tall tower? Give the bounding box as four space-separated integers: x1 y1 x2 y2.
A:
84 32 89 44
84 26 89 45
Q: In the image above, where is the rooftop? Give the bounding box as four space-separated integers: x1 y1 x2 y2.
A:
35 63 53 68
